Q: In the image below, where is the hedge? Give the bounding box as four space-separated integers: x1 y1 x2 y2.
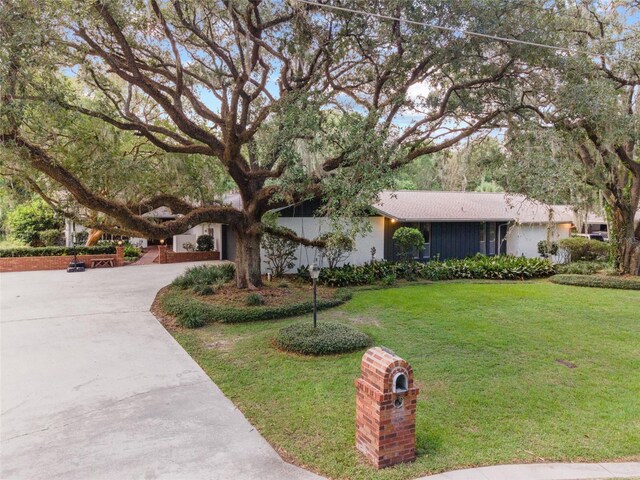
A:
274 322 372 355
0 245 117 258
558 237 609 262
298 255 556 287
550 274 640 291
160 287 352 328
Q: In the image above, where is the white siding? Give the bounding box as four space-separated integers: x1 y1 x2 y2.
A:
176 223 222 252
506 223 572 259
274 216 385 270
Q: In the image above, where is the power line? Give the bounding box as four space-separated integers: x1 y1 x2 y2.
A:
294 0 640 66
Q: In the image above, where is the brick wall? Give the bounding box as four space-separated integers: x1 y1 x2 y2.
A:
158 246 220 264
0 247 124 273
355 347 420 469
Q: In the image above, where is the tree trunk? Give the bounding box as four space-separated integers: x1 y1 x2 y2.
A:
609 205 640 275
234 230 263 288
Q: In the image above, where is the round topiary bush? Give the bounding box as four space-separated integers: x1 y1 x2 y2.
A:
274 322 372 355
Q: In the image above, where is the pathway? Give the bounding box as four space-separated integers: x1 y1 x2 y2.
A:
0 263 321 480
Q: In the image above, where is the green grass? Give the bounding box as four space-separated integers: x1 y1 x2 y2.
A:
171 281 640 480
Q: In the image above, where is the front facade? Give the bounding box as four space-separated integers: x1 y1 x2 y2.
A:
65 191 582 268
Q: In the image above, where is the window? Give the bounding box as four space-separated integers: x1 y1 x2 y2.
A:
479 222 486 254
421 223 431 259
488 222 496 255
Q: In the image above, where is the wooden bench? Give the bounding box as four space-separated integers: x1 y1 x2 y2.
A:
90 258 115 268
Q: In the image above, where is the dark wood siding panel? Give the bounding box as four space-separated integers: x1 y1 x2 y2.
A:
431 222 482 260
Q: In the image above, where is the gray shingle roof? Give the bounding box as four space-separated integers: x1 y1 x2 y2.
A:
372 191 575 224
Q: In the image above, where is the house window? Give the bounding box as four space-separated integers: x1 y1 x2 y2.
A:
479 222 486 254
488 222 496 255
421 223 431 260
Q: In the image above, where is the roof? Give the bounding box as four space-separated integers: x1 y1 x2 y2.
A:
372 191 575 224
586 210 640 225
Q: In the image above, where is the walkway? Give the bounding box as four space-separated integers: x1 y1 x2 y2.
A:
133 245 159 265
419 462 640 480
0 263 321 480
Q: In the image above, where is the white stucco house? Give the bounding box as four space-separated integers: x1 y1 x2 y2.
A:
66 190 623 268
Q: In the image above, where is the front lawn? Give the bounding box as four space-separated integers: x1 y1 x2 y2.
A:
170 282 640 480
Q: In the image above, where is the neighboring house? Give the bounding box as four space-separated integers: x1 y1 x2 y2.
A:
65 190 603 267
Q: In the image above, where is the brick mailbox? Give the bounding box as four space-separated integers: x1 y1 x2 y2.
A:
355 346 419 469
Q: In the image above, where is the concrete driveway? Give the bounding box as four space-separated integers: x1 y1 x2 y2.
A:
1 263 321 480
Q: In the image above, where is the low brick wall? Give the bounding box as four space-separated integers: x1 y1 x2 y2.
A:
0 247 125 273
158 246 220 264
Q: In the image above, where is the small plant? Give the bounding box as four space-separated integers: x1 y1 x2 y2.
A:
262 227 298 277
382 274 396 286
192 284 215 296
123 242 141 258
277 280 290 288
182 242 196 252
537 240 559 259
370 246 377 262
392 227 424 261
245 293 265 306
317 232 354 268
196 234 215 251
557 260 609 275
274 322 372 355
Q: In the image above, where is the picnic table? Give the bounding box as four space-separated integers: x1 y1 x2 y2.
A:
91 258 115 268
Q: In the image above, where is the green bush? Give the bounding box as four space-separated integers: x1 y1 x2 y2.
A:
160 288 352 327
298 255 556 287
39 229 63 246
537 240 558 259
274 322 372 355
317 232 354 268
557 261 609 275
171 264 235 289
559 237 609 262
196 234 215 251
6 199 63 246
550 274 640 290
123 243 141 258
392 227 424 261
0 245 116 258
246 293 265 306
262 227 298 277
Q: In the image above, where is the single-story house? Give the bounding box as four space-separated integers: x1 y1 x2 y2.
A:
68 191 639 268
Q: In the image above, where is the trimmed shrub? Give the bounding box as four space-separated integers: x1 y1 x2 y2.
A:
559 237 609 262
160 288 352 327
550 274 640 290
392 227 424 261
171 264 235 289
274 322 372 355
298 255 556 287
246 293 265 306
557 261 609 275
0 245 116 258
196 234 215 251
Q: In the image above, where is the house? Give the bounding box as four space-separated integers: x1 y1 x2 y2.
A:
266 191 574 268
65 190 601 267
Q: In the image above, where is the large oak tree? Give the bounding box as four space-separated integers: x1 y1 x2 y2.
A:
1 0 549 287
